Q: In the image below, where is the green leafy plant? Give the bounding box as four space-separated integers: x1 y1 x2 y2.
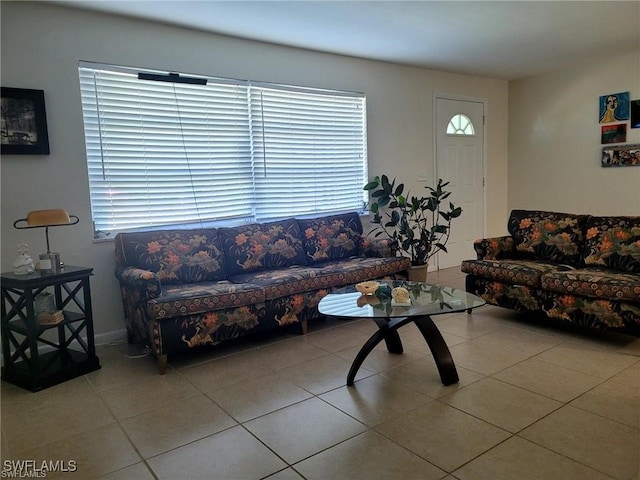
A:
364 175 462 266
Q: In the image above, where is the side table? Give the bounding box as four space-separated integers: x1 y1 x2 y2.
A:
1 265 101 391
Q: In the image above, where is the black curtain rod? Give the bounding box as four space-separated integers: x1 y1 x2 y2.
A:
138 72 207 85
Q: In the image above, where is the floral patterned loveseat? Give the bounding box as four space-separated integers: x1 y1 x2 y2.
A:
461 210 640 335
114 212 410 373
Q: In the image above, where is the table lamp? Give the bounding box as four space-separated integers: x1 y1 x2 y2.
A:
13 209 79 274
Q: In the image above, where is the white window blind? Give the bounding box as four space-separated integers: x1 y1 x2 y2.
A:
250 85 368 220
78 62 368 236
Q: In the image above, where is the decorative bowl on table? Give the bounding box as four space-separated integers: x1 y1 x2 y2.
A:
355 281 379 295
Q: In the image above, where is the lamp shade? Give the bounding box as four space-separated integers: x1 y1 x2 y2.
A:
13 209 79 254
25 209 73 226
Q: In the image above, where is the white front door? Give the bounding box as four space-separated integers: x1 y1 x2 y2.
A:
435 97 485 269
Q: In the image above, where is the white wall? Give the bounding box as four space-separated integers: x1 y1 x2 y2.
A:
509 52 640 215
1 2 508 341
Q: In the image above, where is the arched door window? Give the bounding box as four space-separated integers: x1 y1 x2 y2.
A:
446 113 475 135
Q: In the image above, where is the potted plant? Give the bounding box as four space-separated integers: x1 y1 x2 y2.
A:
363 175 462 280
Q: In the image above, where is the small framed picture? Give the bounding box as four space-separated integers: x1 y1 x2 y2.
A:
601 123 626 144
1 87 50 155
601 144 640 167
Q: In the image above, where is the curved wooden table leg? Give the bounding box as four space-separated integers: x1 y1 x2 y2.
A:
347 326 403 385
413 315 459 385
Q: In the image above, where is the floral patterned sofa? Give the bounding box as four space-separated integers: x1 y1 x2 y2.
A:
461 210 640 335
114 212 410 373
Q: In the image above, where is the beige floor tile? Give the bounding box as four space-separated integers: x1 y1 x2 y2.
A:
204 372 313 422
334 343 427 374
302 324 373 353
319 375 433 426
1 375 95 415
9 423 141 480
120 394 237 458
454 436 613 480
294 429 446 480
569 379 640 428
520 405 639 480
477 326 564 356
244 397 367 464
179 351 274 392
375 401 510 472
265 468 306 479
148 425 286 479
2 384 116 454
440 377 563 432
494 357 604 403
609 361 640 386
99 371 201 420
241 337 329 370
276 353 375 395
87 343 161 391
534 342 639 379
96 462 156 480
380 357 484 398
434 309 506 339
447 336 536 375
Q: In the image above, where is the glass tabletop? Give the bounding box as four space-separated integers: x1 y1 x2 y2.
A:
318 281 485 318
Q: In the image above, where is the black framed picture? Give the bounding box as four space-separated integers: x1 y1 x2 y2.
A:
1 87 50 155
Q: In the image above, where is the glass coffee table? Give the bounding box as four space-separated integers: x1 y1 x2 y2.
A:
318 281 485 386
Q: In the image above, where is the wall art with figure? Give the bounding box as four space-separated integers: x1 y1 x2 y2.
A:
599 92 630 124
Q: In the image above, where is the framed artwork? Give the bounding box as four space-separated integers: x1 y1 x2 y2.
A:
601 123 626 144
601 144 640 167
599 91 630 124
631 99 640 129
1 87 50 155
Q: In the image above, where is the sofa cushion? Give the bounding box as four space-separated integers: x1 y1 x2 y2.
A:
461 259 568 288
218 218 308 277
507 210 589 266
147 281 265 320
229 256 411 300
541 267 640 302
297 212 363 264
115 229 227 284
582 216 640 273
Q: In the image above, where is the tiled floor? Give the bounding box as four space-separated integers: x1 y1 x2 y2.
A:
2 268 639 479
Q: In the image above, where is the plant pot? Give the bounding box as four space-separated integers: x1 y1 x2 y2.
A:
407 264 428 282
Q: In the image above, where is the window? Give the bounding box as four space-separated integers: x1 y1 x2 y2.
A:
78 63 368 236
446 113 475 135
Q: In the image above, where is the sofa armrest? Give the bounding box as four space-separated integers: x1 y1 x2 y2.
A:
116 266 162 299
362 236 397 258
115 266 162 343
474 235 516 260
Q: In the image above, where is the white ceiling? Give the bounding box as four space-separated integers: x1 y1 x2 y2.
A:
58 0 640 80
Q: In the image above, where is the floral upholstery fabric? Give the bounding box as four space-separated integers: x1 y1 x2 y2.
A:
218 218 307 277
115 229 226 285
147 281 265 320
461 259 565 288
582 216 640 273
508 210 590 266
541 267 640 302
473 236 516 260
540 290 640 332
463 210 640 337
229 256 412 300
464 276 542 312
114 212 410 367
153 303 266 356
297 212 363 264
